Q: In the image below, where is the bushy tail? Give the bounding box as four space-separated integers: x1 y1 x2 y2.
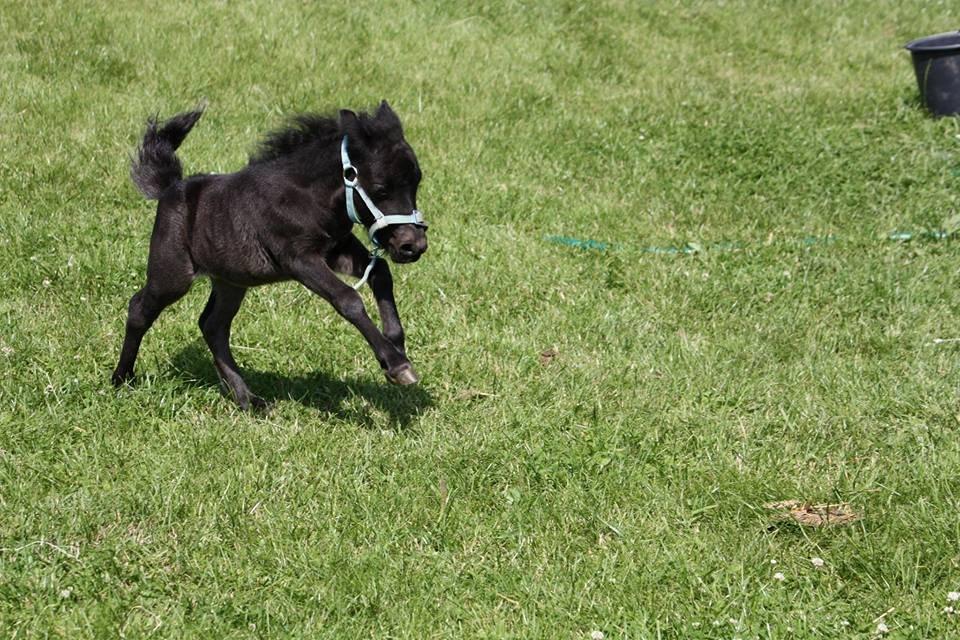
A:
130 106 205 200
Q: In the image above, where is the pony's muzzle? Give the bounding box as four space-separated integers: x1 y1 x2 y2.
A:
397 238 427 262
387 226 428 263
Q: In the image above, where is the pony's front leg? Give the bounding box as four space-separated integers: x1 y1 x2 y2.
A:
327 236 407 354
290 254 418 385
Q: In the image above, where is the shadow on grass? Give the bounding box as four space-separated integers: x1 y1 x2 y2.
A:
168 340 433 430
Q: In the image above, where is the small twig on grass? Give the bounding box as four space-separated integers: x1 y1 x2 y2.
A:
454 389 496 401
232 345 270 352
872 607 895 624
120 605 163 637
438 478 450 524
497 592 521 607
0 538 80 560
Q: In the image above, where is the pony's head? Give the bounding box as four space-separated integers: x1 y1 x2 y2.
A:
339 102 428 263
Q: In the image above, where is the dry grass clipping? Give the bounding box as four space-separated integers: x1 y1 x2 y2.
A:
765 500 862 527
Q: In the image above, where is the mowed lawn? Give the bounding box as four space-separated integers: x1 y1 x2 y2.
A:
3 1 960 637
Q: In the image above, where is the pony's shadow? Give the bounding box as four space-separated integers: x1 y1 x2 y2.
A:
168 340 433 430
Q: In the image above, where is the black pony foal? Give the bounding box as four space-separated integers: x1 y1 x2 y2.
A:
112 101 428 409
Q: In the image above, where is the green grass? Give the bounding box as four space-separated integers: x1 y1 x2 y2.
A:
3 0 960 637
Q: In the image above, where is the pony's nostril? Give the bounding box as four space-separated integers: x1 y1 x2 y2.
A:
399 243 416 255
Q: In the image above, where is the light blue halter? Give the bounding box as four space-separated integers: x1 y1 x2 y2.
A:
340 136 427 289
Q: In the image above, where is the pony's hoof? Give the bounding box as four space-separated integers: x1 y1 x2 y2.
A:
111 370 134 387
235 393 269 412
386 364 419 386
246 395 270 412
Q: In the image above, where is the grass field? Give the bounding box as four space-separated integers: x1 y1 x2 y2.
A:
4 1 960 637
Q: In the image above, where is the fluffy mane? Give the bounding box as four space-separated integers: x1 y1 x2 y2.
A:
248 114 341 165
248 104 405 166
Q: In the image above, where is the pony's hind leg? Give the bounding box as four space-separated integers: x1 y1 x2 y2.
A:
199 279 263 410
112 277 193 386
112 212 195 386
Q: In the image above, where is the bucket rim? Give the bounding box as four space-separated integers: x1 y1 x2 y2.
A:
905 30 960 53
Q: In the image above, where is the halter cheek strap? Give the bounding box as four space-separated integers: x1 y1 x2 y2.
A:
340 136 427 290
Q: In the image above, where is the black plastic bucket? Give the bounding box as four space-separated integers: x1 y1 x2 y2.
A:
906 31 960 117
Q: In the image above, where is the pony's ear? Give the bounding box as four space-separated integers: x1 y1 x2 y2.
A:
376 100 403 134
339 108 358 124
339 109 365 141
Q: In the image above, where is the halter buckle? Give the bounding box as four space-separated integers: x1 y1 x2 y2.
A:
343 165 358 185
